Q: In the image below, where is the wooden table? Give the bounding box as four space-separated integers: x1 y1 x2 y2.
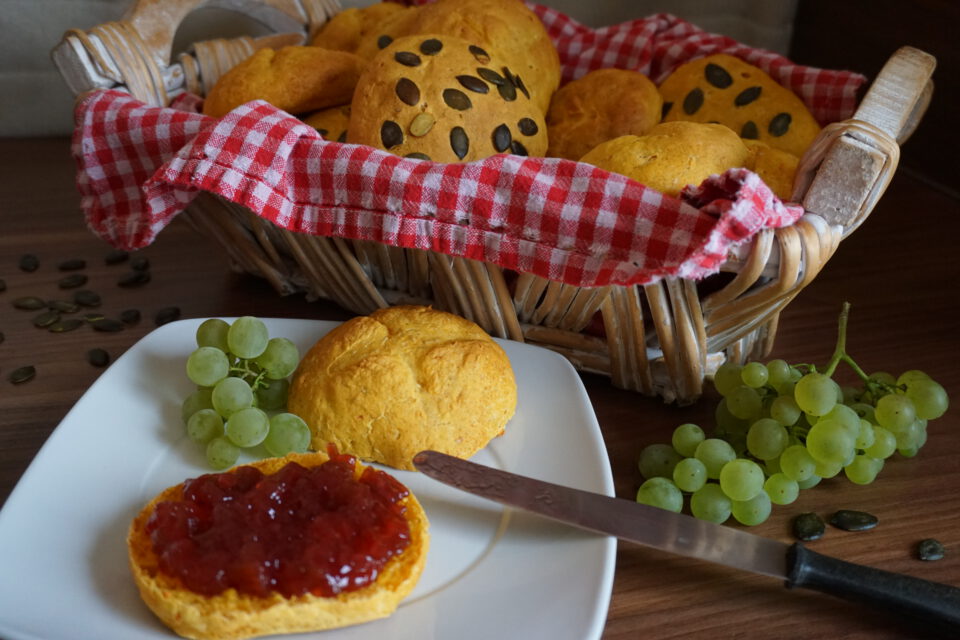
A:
1 136 957 638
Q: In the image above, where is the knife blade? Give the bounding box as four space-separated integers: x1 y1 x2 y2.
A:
413 450 960 632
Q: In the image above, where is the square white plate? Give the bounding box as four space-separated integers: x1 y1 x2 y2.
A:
0 318 615 640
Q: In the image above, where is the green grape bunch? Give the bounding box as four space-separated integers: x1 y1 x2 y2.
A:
180 317 311 469
635 303 950 526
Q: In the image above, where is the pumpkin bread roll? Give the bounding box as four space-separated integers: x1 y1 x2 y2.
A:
579 121 752 197
356 0 560 114
310 1 414 55
202 46 366 118
128 450 429 640
301 104 351 142
546 68 663 161
287 306 518 471
658 53 821 158
347 33 547 162
744 139 800 201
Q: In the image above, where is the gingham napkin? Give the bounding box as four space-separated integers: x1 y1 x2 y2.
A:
71 7 866 288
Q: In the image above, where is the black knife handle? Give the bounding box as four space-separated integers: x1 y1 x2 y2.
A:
786 542 960 632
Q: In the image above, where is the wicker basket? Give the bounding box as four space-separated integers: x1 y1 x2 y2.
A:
52 0 936 403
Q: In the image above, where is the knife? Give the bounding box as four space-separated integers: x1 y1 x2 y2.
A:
413 450 960 632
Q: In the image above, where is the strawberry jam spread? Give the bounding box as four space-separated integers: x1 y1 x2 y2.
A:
145 448 411 598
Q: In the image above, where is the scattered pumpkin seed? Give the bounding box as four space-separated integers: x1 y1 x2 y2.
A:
105 249 129 265
13 296 47 310
58 258 86 271
792 512 826 541
155 306 181 326
19 254 39 272
118 270 151 287
131 255 150 271
10 365 35 384
120 309 141 325
47 299 80 313
49 318 84 333
917 538 945 561
32 309 61 328
87 348 110 368
83 312 105 322
58 273 88 289
92 318 125 332
73 290 102 307
829 509 878 532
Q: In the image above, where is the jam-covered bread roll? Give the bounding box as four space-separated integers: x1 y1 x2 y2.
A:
579 121 752 197
546 68 663 161
346 34 547 163
287 306 518 471
658 54 821 158
202 46 366 118
128 450 429 640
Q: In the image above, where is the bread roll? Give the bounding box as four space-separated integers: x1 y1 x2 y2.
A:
310 1 413 54
287 306 518 470
128 451 429 640
744 139 800 201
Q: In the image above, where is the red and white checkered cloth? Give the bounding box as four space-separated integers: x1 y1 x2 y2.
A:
71 6 866 288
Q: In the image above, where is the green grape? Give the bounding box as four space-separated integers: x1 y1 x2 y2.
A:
805 419 855 464
713 362 744 396
254 337 300 380
899 446 919 458
264 413 312 457
206 436 241 469
897 369 930 387
694 438 736 479
779 444 816 482
671 423 705 458
894 419 925 450
186 346 230 387
727 385 762 420
840 385 859 405
730 491 772 526
672 457 708 493
844 454 882 485
718 458 765 501
187 408 223 444
813 458 843 479
212 376 254 418
635 477 683 513
776 379 797 398
819 403 861 439
181 387 214 424
870 371 897 386
764 473 800 505
638 444 682 479
797 474 822 489
715 399 749 435
741 362 769 388
690 483 731 524
905 378 948 420
196 318 231 352
227 316 270 359
770 395 801 426
766 359 792 389
225 407 270 448
916 422 929 449
764 455 782 477
746 418 788 460
794 372 838 416
855 419 876 450
848 402 876 424
874 393 917 432
255 377 290 412
865 426 897 459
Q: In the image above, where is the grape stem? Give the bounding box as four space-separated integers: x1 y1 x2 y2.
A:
822 302 886 389
230 359 268 391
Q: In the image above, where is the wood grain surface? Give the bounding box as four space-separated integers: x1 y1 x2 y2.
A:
1 137 957 639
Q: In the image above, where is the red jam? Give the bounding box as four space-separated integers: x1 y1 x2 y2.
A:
145 447 412 598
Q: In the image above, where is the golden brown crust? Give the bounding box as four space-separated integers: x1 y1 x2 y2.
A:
658 54 821 157
287 306 518 470
128 452 429 640
310 2 412 54
346 34 547 163
301 104 351 142
744 139 799 201
202 46 366 119
546 68 663 161
579 121 752 197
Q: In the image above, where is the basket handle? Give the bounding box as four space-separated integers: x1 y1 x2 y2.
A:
51 0 340 106
793 46 937 233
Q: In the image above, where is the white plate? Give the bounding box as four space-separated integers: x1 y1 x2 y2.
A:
0 318 615 640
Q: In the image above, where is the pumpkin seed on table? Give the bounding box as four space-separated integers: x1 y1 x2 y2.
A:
10 366 35 384
91 318 125 332
118 270 150 287
120 309 141 325
104 249 129 265
48 299 80 313
792 512 826 541
13 296 47 310
0 278 6 292
58 258 86 271
829 509 878 532
154 306 181 326
87 348 110 368
49 318 84 333
58 273 88 289
0 331 4 344
19 254 39 272
83 312 105 322
73 290 101 307
32 309 61 328
917 539 945 561
131 256 150 271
